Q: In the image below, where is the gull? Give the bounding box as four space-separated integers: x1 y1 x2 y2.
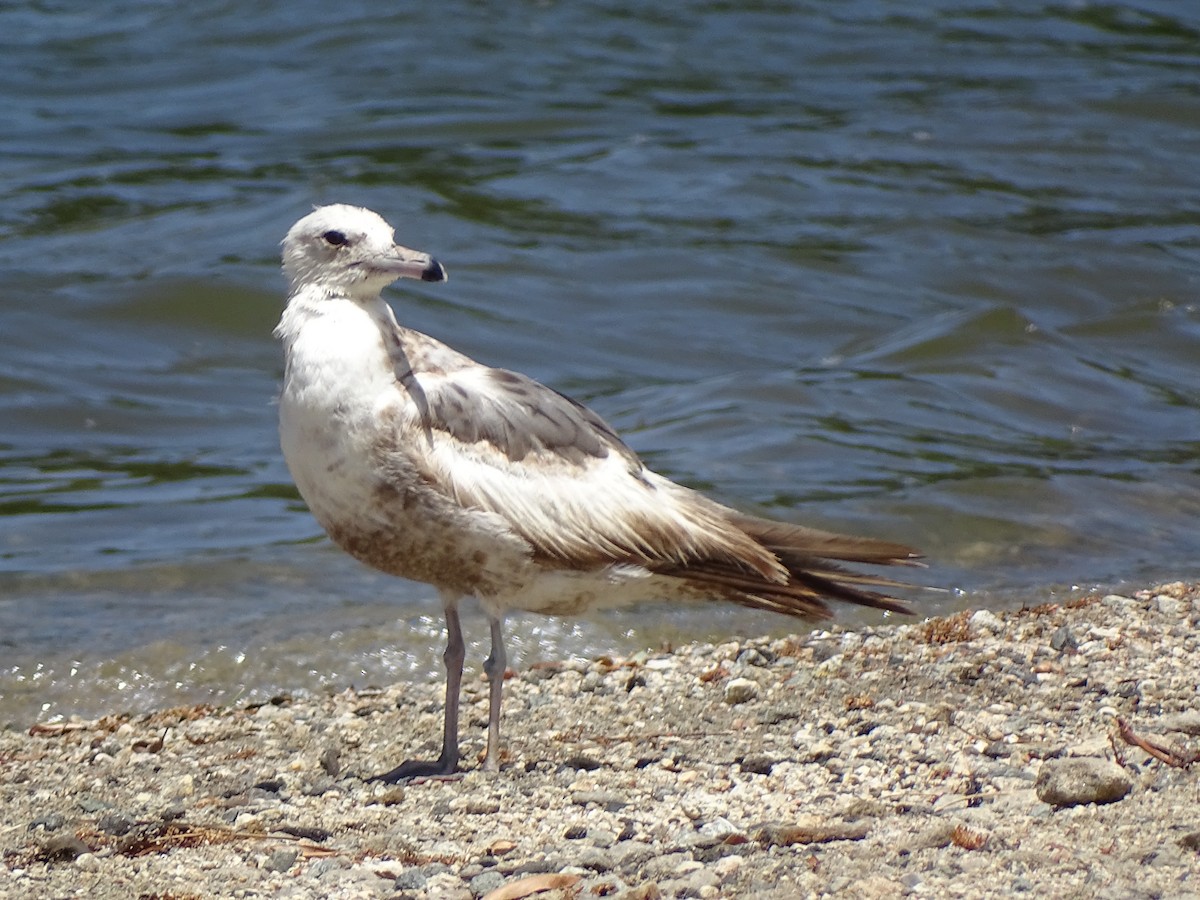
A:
276 204 921 782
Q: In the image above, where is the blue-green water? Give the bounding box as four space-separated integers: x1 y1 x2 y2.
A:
2 2 1199 723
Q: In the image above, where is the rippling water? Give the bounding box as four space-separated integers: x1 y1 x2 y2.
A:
2 2 1199 724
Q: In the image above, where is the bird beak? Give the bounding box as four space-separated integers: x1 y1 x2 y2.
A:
376 244 448 283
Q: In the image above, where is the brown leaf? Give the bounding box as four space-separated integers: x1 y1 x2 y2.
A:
480 872 581 900
487 838 518 856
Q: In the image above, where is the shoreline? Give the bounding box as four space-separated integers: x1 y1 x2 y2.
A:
2 583 1198 899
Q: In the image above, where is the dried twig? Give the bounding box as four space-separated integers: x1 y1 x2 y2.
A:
1116 717 1199 769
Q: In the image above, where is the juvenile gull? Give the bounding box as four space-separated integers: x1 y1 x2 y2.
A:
276 204 921 782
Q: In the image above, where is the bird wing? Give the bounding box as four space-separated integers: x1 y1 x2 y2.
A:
397 360 786 580
382 324 920 618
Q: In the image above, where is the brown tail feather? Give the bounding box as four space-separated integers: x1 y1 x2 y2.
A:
733 513 922 566
654 513 921 621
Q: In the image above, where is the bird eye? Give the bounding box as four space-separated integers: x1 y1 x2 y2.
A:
322 230 349 247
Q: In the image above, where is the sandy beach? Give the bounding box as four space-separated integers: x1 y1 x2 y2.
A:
2 582 1198 899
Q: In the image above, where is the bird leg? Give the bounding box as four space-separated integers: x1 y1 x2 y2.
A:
482 615 506 772
371 600 465 782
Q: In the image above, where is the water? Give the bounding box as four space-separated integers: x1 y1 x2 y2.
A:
2 2 1199 724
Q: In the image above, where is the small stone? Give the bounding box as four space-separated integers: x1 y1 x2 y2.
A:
1155 595 1183 616
757 816 868 846
422 872 472 900
589 827 617 848
571 790 627 811
97 811 136 836
264 848 299 872
319 746 341 777
738 753 775 775
620 882 662 900
1160 711 1200 736
723 678 759 705
969 609 1004 634
983 740 1012 758
469 870 506 895
697 817 740 839
1035 758 1132 807
564 753 602 771
714 855 742 881
849 875 907 899
28 814 66 832
464 798 501 815
1049 625 1077 653
736 648 770 667
575 848 616 872
394 868 428 890
308 858 344 878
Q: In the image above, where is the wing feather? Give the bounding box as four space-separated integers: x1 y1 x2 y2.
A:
384 323 919 619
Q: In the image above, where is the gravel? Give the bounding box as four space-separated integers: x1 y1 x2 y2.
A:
2 582 1198 899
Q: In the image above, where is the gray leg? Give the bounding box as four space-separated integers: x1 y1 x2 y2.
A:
481 614 506 773
371 597 464 782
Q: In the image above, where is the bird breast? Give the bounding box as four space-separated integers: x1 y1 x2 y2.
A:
276 299 534 595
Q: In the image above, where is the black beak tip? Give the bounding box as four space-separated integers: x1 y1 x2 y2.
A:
422 259 447 283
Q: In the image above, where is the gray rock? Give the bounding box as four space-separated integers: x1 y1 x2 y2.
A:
1160 711 1200 736
564 753 602 771
738 753 775 775
589 827 617 848
264 848 299 872
612 840 656 872
1035 758 1132 807
724 677 760 705
28 813 67 832
97 811 136 836
319 745 341 776
572 847 616 872
468 870 506 895
393 868 428 891
571 789 627 811
1049 625 1077 653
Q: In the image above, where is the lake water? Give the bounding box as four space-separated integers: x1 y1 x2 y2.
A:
2 2 1199 724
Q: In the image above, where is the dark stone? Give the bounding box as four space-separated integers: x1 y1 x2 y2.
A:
739 754 776 775
1050 625 1078 653
28 813 66 832
320 746 341 777
97 811 136 836
564 754 602 771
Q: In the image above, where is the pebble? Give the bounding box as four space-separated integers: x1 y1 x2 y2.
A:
468 870 505 894
723 678 759 705
264 848 298 872
1 582 1197 900
1035 758 1133 807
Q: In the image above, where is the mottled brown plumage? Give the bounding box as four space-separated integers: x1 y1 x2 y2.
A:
276 204 922 782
